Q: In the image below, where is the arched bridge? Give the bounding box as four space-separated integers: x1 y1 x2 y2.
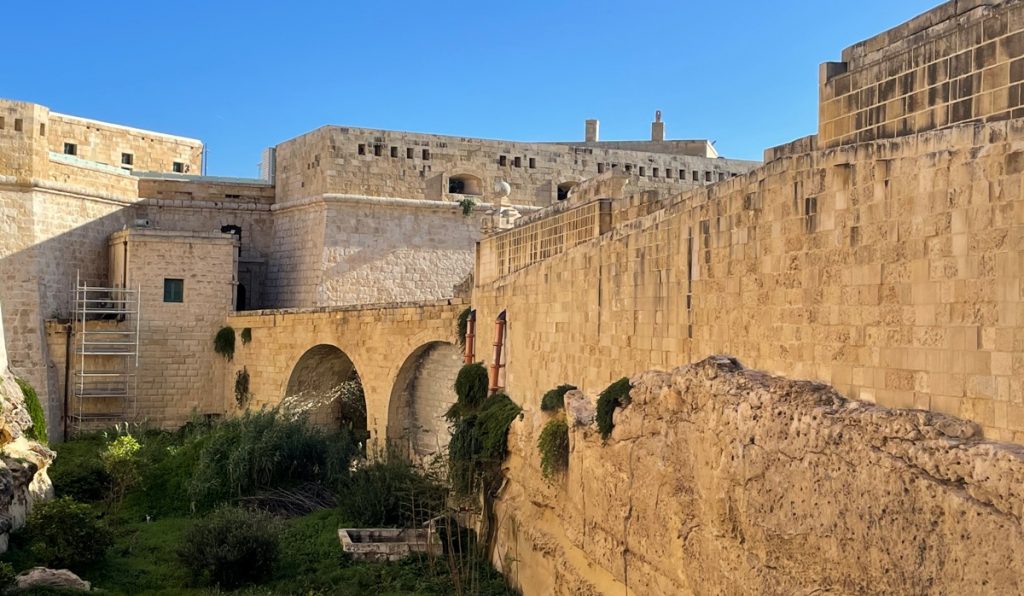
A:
225 299 467 455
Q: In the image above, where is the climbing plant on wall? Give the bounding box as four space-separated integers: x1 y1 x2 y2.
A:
596 377 632 440
213 327 236 360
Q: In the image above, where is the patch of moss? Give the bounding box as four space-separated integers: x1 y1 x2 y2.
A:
15 378 47 444
596 377 632 441
540 384 576 412
212 327 235 360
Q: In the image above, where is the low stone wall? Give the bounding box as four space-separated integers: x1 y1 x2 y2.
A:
493 357 1024 594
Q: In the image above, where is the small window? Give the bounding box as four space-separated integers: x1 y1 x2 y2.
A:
499 155 507 166
653 167 659 178
639 166 646 176
597 163 605 174
63 142 77 156
691 170 698 182
0 117 5 129
390 146 398 158
679 169 685 179
373 144 383 157
358 144 366 155
163 278 184 303
14 119 23 132
666 168 673 179
705 171 712 182
513 156 521 168
611 163 618 170
172 161 185 173
422 149 430 160
529 157 536 169
624 164 632 173
406 147 414 159
718 172 726 181
39 123 45 137
121 153 134 166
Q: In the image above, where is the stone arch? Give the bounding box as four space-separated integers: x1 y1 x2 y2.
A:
386 340 462 459
447 173 484 196
283 344 368 446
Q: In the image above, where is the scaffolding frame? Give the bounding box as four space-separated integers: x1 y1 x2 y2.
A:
69 272 141 433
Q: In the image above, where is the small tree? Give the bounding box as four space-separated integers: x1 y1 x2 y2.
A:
102 434 142 508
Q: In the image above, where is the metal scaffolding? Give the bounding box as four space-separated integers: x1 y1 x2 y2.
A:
69 272 140 432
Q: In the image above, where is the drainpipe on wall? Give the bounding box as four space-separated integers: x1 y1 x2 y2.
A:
488 310 506 395
463 309 476 364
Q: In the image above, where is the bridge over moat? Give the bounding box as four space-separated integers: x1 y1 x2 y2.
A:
225 299 467 453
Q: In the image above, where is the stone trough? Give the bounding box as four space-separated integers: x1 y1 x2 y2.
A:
337 528 440 562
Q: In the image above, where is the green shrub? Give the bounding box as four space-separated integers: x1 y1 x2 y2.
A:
102 434 142 506
448 393 521 496
596 377 632 440
540 384 576 412
15 378 46 444
538 417 569 479
0 561 14 593
49 435 109 502
187 409 356 510
338 450 446 527
447 362 488 420
213 326 235 360
178 506 280 589
457 308 472 347
26 496 112 571
240 327 252 345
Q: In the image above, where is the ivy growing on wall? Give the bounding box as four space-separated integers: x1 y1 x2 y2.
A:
540 384 576 413
240 328 252 346
213 327 236 360
596 377 632 441
537 417 569 479
234 367 251 408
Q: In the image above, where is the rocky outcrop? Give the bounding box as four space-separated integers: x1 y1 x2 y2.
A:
493 356 1024 595
0 304 54 553
13 567 90 592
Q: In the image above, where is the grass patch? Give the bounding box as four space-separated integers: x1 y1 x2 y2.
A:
15 378 46 444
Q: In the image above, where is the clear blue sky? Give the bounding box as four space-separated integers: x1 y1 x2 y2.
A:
7 0 939 177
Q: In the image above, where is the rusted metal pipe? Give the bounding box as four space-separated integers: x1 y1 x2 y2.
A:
488 310 507 394
463 309 476 364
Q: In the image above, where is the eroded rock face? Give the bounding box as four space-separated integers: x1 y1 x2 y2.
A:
492 356 1024 595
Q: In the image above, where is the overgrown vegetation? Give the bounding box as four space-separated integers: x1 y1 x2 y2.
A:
240 326 252 345
178 506 280 589
447 362 489 421
0 562 14 593
25 496 113 571
448 386 521 497
540 384 576 412
459 197 476 216
5 407 517 595
537 417 569 479
14 377 46 443
596 377 632 440
233 367 251 408
457 307 472 348
213 326 235 360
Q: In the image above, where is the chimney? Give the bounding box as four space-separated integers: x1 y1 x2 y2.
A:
585 119 599 143
651 110 665 142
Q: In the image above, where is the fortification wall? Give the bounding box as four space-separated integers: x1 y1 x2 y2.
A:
46 111 202 174
474 118 1024 444
267 197 481 308
273 126 757 207
492 358 1024 594
820 0 1024 147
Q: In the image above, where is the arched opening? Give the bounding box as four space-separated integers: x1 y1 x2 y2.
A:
386 341 462 459
556 181 577 201
448 173 483 196
283 344 368 448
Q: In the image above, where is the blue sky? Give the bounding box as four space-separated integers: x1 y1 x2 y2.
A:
7 1 938 177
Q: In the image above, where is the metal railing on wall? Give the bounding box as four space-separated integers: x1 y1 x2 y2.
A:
480 199 612 282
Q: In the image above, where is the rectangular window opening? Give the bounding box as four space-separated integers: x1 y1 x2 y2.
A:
390 146 398 158
39 123 45 137
528 157 536 169
373 144 383 157
63 143 77 156
14 119 23 132
121 153 134 166
639 166 646 176
691 170 698 182
513 156 522 167
172 161 185 173
597 163 605 174
705 171 712 182
358 144 366 155
163 278 184 303
499 155 507 166
406 147 414 159
422 149 430 160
